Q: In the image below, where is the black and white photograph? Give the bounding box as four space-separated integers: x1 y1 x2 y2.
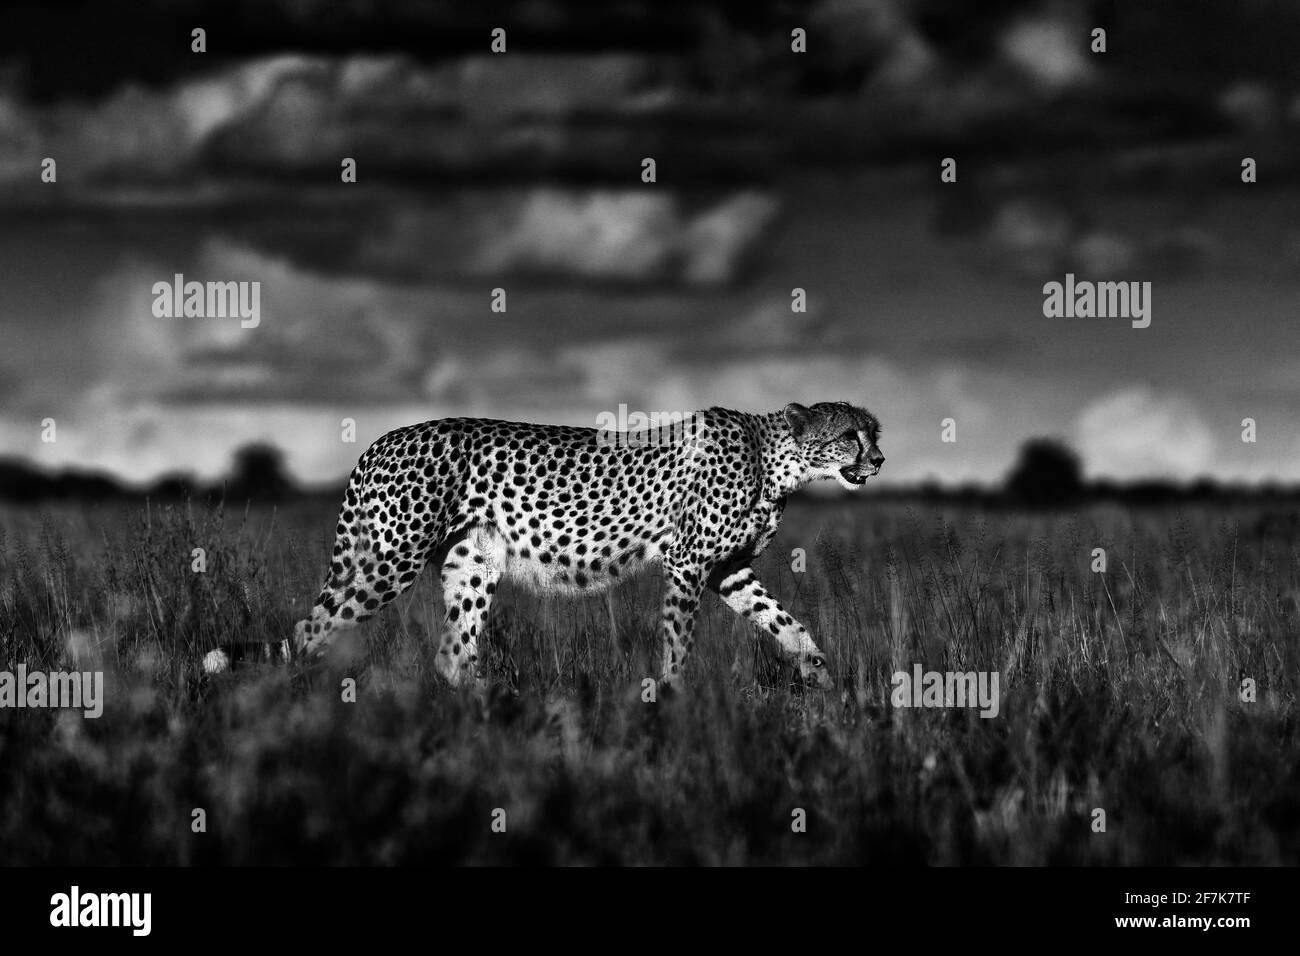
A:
0 0 1294 937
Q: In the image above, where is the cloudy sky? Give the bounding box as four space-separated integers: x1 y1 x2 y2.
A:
3 2 1299 488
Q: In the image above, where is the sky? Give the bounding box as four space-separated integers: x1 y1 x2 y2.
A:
4 171 1297 489
2 3 1299 489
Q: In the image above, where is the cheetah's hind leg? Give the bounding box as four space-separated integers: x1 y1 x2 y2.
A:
432 526 505 690
293 526 437 661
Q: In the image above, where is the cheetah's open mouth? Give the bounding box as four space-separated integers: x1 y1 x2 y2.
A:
839 467 871 485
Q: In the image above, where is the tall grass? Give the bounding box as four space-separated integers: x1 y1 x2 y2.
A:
0 498 1295 864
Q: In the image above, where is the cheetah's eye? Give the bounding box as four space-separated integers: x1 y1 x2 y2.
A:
841 430 857 442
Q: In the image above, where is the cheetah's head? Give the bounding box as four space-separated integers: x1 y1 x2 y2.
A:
784 401 884 491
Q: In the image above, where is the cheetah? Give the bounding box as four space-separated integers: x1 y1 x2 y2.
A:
212 402 884 688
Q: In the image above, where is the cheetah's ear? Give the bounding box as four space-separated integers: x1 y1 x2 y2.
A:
784 402 814 439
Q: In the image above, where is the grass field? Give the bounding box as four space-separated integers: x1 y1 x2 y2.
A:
0 496 1296 865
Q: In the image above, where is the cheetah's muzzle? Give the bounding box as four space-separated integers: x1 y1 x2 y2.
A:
839 465 876 484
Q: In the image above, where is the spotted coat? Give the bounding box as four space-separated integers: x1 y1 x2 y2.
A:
291 401 884 689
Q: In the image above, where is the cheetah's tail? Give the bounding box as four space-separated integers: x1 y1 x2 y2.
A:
201 639 290 675
202 465 372 675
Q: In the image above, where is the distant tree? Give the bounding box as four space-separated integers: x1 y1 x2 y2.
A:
1005 438 1083 506
57 470 124 501
147 472 200 501
0 460 127 502
0 459 48 502
224 443 295 502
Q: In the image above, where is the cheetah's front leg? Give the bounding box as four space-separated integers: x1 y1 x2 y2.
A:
708 564 832 688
